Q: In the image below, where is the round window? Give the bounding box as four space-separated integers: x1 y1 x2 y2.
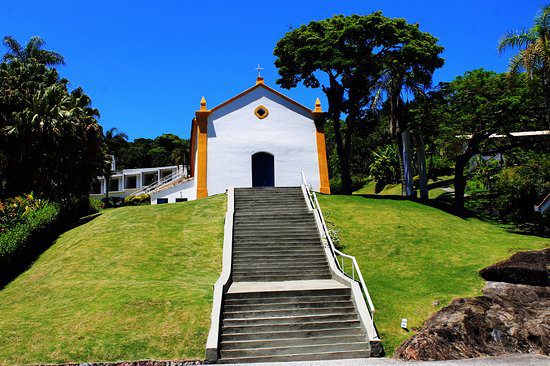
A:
254 105 269 119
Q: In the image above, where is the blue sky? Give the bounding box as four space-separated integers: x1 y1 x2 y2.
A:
1 1 545 140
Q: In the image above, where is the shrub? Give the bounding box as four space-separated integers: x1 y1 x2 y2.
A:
369 144 400 192
101 196 124 207
492 156 550 233
123 194 150 206
0 193 47 233
0 203 61 279
88 197 103 213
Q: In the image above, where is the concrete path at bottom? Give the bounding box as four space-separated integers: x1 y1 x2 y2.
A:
222 355 549 366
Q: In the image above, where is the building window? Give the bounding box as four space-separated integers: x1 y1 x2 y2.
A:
109 178 119 192
254 105 269 119
125 175 137 189
157 198 168 204
175 198 188 202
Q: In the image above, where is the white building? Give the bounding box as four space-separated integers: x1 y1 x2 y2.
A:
90 164 186 200
151 77 330 204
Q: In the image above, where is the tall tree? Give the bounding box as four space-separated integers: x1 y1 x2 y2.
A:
498 4 550 125
274 13 443 194
102 127 128 202
3 36 65 66
0 37 105 199
377 26 444 196
412 70 544 211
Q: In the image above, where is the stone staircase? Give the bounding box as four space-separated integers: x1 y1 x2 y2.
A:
217 187 371 363
232 187 331 282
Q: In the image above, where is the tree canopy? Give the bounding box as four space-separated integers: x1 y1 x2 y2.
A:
0 36 105 199
274 13 444 193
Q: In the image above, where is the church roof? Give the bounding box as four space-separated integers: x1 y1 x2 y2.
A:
209 78 315 116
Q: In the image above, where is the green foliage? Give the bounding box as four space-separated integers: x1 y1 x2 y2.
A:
369 145 400 191
410 69 546 209
492 155 550 232
123 194 150 206
0 37 106 200
274 12 444 194
108 133 190 169
0 203 61 276
88 197 103 213
0 193 48 233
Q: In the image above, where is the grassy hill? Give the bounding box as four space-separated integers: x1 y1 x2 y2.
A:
317 194 549 354
0 193 547 364
0 195 225 366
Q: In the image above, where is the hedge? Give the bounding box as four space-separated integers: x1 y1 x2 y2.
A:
0 203 61 282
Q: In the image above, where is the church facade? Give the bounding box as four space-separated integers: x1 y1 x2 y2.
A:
151 77 330 203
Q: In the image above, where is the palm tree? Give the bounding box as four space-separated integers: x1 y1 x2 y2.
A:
498 4 550 123
103 128 128 204
3 35 65 66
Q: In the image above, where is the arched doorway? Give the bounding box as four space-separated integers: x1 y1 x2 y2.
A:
251 152 274 187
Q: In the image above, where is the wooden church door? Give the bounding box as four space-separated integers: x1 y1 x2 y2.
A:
251 152 274 187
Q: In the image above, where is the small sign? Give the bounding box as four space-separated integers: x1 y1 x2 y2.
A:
401 318 408 329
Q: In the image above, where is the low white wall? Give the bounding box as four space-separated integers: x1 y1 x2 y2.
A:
150 178 196 204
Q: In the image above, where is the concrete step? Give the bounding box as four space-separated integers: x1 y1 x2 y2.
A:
224 300 352 312
233 233 320 240
233 238 322 244
219 349 369 363
220 341 368 359
223 306 355 319
221 326 363 341
232 265 328 274
221 334 366 350
232 259 328 268
232 242 323 248
233 249 324 256
231 269 331 278
222 319 362 334
232 273 332 282
224 294 351 305
225 288 349 300
232 255 327 263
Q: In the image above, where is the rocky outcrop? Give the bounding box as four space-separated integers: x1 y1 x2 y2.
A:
395 249 550 361
479 248 549 287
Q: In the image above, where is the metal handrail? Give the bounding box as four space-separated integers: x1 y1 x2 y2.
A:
130 169 185 197
301 172 376 316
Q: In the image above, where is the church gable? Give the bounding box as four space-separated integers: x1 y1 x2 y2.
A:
209 79 314 121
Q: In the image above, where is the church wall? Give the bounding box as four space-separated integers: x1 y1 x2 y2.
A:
206 88 321 195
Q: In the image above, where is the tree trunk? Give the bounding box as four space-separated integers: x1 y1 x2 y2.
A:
400 130 414 197
415 133 428 199
454 155 469 212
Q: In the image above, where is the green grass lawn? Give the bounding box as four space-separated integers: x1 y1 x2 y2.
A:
0 195 225 366
317 194 549 355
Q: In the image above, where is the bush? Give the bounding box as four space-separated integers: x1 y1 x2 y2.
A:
101 196 124 207
492 156 550 233
88 197 103 213
0 203 61 279
123 194 150 206
0 193 47 233
369 144 400 192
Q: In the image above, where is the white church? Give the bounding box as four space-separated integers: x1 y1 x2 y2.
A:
149 76 331 204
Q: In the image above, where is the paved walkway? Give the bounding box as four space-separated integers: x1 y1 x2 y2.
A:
223 355 549 366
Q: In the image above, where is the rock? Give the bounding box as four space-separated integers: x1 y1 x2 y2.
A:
394 282 550 361
432 300 440 307
479 248 549 286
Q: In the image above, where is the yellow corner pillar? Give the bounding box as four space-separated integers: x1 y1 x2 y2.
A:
195 97 210 199
313 98 331 194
